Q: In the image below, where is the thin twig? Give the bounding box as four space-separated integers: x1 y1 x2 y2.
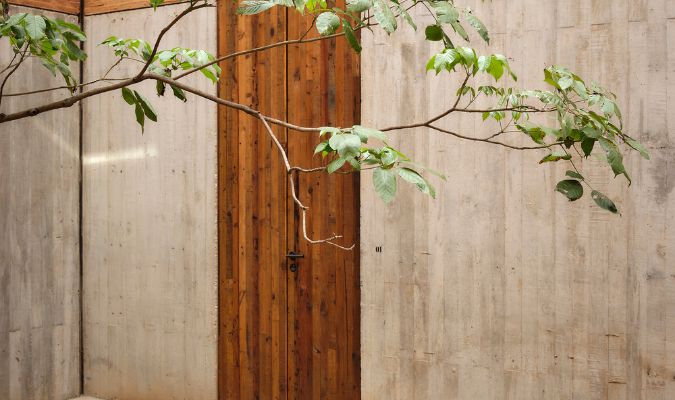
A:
0 50 20 76
0 45 28 107
259 114 355 250
135 1 211 79
427 124 562 150
290 166 327 173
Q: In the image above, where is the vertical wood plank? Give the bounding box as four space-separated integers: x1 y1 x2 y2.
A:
218 0 288 399
286 1 360 398
218 1 359 399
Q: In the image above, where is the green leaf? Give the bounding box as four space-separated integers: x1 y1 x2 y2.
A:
477 55 491 71
316 12 340 36
432 49 458 72
581 138 595 157
397 5 416 31
373 168 397 203
432 1 459 25
327 157 346 174
170 85 187 102
346 0 372 13
121 87 136 105
450 20 469 42
134 91 158 122
456 46 476 66
516 123 546 145
314 141 329 155
555 179 583 201
599 138 630 183
539 151 572 164
486 60 504 81
346 156 361 170
305 0 326 12
591 190 618 214
373 0 397 34
319 126 341 137
134 103 145 133
399 167 436 198
626 138 650 160
352 125 387 142
293 0 306 12
24 14 46 40
237 0 276 15
329 133 361 158
565 170 584 180
150 0 165 10
558 75 573 90
425 24 444 41
2 13 28 30
543 68 560 89
55 19 86 41
156 80 166 96
200 68 218 84
342 21 361 53
380 147 398 167
464 8 489 44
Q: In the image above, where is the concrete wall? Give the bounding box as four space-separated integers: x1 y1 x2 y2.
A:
361 1 675 399
81 4 218 400
0 7 82 400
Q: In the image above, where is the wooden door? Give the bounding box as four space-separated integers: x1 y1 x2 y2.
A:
217 1 360 399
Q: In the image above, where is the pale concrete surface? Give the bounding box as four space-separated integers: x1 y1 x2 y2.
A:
81 3 218 400
0 6 81 400
361 0 675 399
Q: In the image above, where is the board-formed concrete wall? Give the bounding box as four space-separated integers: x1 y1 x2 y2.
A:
0 7 82 400
361 1 675 399
81 4 218 399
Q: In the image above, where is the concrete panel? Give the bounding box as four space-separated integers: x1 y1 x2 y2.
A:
361 1 675 399
81 4 217 400
0 6 81 400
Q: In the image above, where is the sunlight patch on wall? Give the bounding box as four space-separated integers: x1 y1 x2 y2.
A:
83 146 158 165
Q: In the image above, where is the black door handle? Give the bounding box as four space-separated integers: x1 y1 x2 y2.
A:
286 251 304 260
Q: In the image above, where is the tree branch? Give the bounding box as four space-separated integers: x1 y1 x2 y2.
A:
258 115 355 250
174 25 367 81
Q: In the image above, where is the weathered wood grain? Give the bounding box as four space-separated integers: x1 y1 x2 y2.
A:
285 1 361 398
0 7 81 400
7 0 80 15
218 2 289 399
81 5 218 399
361 0 675 399
84 0 183 15
218 0 361 398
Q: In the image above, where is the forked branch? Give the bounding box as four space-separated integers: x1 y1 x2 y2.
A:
258 115 355 251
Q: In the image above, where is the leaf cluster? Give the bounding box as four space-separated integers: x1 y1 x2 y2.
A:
103 36 221 130
314 125 445 203
0 12 86 88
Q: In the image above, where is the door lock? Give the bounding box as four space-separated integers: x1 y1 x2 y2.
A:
286 251 304 272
